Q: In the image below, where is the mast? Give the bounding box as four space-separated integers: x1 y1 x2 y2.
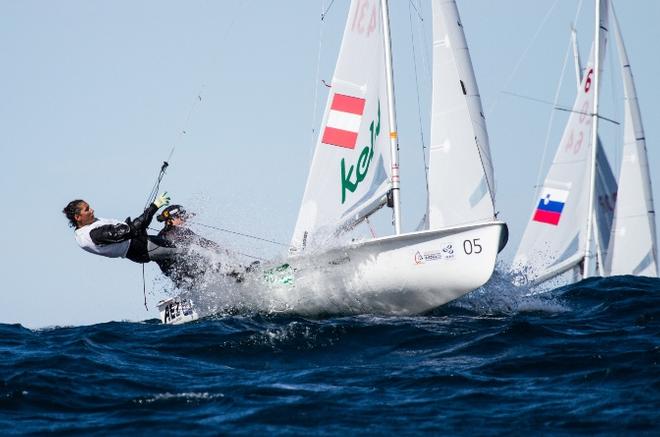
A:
583 0 603 278
380 0 401 235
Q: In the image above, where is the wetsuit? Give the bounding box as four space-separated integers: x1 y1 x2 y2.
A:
155 225 220 286
157 224 255 287
75 204 178 263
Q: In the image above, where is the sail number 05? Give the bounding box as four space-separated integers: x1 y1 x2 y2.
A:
463 238 483 255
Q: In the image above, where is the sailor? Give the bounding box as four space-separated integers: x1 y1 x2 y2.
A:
154 205 226 286
62 193 179 265
156 205 257 285
157 205 219 251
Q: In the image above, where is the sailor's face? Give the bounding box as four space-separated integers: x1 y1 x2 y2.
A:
170 216 185 227
75 202 95 227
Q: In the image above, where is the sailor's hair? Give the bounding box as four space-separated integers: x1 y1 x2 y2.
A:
62 199 85 228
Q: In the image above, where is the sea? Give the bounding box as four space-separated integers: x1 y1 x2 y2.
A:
2 275 659 435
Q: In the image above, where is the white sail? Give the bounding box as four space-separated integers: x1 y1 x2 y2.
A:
514 42 609 280
427 0 495 229
594 140 617 267
291 0 392 251
606 10 658 277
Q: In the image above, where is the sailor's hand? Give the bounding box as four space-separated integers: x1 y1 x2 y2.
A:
154 192 170 209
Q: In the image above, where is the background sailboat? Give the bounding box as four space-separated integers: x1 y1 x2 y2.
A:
514 0 657 284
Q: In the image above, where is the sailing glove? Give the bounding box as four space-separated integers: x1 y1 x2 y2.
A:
154 192 171 209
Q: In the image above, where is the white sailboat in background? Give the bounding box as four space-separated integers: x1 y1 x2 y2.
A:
159 0 508 323
514 0 657 285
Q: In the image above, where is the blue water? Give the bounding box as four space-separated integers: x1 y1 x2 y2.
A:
2 275 659 434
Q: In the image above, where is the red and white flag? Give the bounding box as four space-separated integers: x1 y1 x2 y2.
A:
322 94 366 149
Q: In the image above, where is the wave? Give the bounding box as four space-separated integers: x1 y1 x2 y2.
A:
2 275 659 433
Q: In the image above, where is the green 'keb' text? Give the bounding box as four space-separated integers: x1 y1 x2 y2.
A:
340 101 381 204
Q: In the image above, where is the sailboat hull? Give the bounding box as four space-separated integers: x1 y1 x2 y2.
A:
278 221 507 315
157 221 506 323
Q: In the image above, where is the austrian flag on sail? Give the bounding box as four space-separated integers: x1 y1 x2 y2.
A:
533 188 569 226
322 93 366 149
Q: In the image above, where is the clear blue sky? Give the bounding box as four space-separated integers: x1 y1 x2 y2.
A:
2 1 658 328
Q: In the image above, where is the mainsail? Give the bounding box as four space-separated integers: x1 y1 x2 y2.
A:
291 0 392 250
427 0 496 229
606 10 658 276
514 3 609 282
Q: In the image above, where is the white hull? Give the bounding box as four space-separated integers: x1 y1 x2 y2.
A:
158 221 507 323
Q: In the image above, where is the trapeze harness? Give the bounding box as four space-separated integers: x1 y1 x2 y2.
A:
75 203 178 263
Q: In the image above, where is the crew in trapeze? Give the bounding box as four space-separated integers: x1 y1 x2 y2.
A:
155 204 256 286
64 195 256 287
62 193 180 266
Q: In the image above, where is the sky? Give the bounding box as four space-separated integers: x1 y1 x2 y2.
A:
2 0 658 328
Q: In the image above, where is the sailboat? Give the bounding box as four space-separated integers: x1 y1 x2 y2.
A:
159 0 507 323
514 0 657 285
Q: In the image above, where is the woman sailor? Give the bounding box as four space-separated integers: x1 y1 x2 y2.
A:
62 193 179 265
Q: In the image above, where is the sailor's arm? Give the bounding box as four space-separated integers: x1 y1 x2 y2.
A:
131 193 170 231
130 204 159 232
89 223 134 245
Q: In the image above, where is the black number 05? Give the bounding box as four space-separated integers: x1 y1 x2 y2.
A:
463 238 483 255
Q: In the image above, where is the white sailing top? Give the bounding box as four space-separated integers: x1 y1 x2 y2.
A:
75 218 131 258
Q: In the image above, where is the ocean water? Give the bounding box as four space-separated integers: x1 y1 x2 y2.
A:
2 275 659 434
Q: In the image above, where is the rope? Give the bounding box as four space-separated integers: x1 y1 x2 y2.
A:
606 27 622 173
142 264 148 311
190 220 288 247
531 32 573 203
320 0 337 21
365 217 377 238
408 1 430 199
489 0 561 114
407 0 423 22
311 1 327 159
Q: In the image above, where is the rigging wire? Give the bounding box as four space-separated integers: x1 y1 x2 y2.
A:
531 32 574 200
320 0 337 21
488 0 561 114
189 221 288 247
311 0 328 159
407 0 424 22
606 24 622 174
525 0 584 213
408 0 430 199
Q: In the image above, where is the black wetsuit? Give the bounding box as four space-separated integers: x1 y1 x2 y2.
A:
157 225 252 286
88 204 177 263
156 225 218 287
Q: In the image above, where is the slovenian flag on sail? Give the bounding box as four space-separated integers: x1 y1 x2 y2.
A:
533 188 569 226
322 94 366 149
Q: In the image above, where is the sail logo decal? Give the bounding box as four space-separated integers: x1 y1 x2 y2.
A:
340 101 380 204
322 94 366 149
533 188 569 226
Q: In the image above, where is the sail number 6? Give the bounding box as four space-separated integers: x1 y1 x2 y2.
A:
463 238 483 255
